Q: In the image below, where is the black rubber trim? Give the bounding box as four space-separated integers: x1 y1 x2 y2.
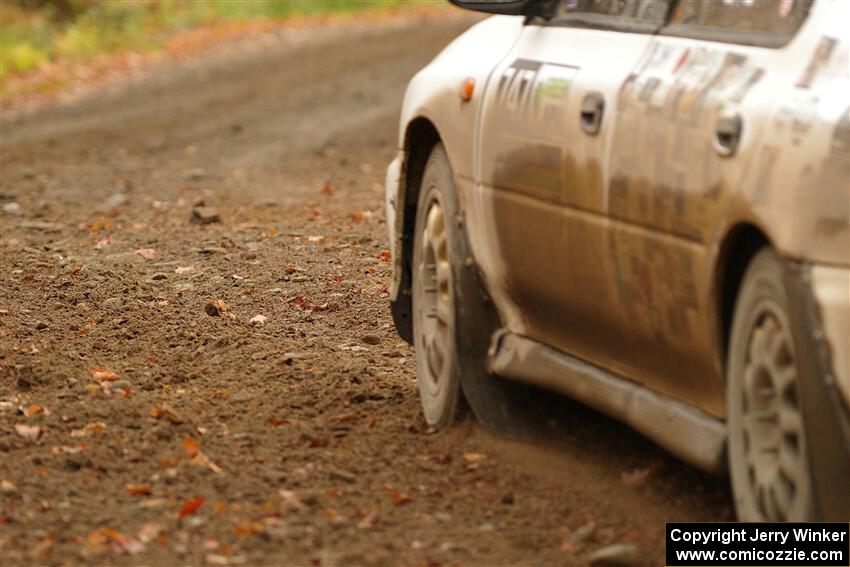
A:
390 291 413 344
783 262 850 521
448 0 529 16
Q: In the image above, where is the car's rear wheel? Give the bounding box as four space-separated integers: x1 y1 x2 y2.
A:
411 143 534 432
727 248 815 521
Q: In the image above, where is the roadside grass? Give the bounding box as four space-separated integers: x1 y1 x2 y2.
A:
0 1 424 88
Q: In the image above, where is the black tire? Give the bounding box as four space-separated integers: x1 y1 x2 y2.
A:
727 248 815 521
411 143 535 433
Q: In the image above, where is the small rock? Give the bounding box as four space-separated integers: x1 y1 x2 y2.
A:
268 288 283 294
588 543 640 567
361 335 381 346
134 248 158 261
328 469 357 483
64 454 92 471
291 276 309 283
105 193 128 208
231 391 254 403
250 352 267 361
191 207 221 225
360 257 379 265
568 521 596 545
2 202 22 215
174 283 194 293
150 273 168 281
186 167 206 181
249 315 268 326
501 493 514 505
20 220 61 232
34 321 48 330
0 479 16 494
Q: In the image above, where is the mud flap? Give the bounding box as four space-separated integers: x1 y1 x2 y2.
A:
784 262 850 520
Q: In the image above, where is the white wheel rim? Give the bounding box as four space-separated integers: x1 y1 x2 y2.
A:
740 305 807 520
416 198 454 401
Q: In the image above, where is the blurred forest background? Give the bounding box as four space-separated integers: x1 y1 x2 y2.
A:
1 0 417 95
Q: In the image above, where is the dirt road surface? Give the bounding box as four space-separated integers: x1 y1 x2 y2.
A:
1 15 733 567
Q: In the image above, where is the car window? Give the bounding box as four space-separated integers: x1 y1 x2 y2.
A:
665 0 813 47
553 0 672 28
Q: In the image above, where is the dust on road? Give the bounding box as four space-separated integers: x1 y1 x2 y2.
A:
1 15 733 567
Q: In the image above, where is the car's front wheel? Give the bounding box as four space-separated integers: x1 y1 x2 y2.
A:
411 143 535 433
727 248 815 521
412 156 464 428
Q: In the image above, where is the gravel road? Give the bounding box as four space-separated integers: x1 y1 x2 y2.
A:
1 14 733 567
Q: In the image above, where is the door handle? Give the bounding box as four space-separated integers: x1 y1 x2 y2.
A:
714 111 743 157
580 92 605 136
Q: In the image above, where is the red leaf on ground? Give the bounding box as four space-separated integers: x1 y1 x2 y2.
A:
179 497 205 518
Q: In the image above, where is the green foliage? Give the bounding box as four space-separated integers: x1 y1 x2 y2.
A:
0 0 414 85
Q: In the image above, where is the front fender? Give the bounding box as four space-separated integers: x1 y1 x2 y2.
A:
387 15 523 312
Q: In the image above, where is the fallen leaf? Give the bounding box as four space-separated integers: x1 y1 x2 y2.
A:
179 497 205 518
319 181 335 195
183 435 223 474
51 445 84 455
621 461 664 487
206 299 235 319
378 249 391 263
150 403 183 424
89 367 119 381
23 403 47 417
288 295 328 313
126 484 152 496
29 533 56 559
234 521 263 537
14 424 42 441
183 435 200 458
93 235 113 249
89 218 112 233
389 490 412 506
175 266 195 274
137 522 164 544
134 248 158 260
87 527 145 555
357 510 378 529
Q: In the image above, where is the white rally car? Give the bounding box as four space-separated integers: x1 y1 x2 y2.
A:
386 0 849 521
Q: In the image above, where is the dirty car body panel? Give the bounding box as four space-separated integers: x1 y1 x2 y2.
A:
387 0 849 507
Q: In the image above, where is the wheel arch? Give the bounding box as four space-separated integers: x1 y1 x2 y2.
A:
390 116 444 343
714 222 772 360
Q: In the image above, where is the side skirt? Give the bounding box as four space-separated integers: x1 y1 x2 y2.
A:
487 331 727 474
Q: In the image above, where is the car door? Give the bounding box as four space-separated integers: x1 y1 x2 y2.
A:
601 0 816 416
468 0 667 357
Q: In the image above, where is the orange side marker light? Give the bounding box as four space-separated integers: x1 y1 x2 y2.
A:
459 78 476 102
